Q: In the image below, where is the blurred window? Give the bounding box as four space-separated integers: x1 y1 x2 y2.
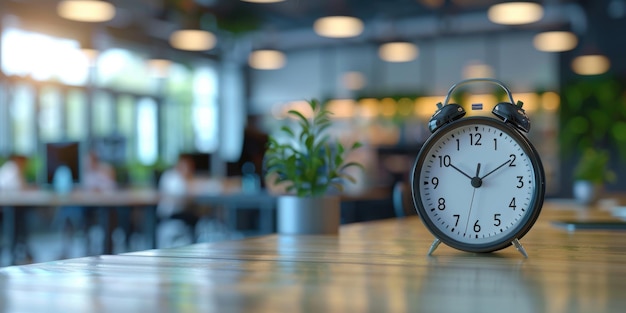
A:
0 84 9 154
92 91 114 136
137 97 158 165
67 89 88 140
1 27 89 85
96 48 153 94
117 95 135 161
39 86 63 141
192 65 219 152
165 63 194 156
10 84 36 154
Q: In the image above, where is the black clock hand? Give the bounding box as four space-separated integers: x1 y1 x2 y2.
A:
480 159 512 180
471 163 483 188
449 163 472 180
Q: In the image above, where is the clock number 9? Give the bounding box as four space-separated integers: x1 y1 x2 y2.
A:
431 177 439 189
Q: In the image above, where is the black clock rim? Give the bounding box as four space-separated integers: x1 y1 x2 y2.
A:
410 116 546 253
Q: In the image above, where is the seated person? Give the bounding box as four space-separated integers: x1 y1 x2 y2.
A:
82 151 117 192
0 154 34 264
54 151 117 257
157 154 199 245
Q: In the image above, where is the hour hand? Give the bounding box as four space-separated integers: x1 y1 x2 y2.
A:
449 163 472 180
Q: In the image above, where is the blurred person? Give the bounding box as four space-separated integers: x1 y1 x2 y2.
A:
0 154 29 190
157 154 199 246
0 154 34 264
54 151 118 258
82 150 117 192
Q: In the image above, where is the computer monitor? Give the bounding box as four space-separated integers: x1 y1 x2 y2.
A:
183 152 212 174
45 141 81 184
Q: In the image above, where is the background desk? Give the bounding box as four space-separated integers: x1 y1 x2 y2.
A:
0 189 160 264
1 200 626 312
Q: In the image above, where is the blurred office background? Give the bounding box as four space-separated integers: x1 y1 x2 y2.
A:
0 0 625 264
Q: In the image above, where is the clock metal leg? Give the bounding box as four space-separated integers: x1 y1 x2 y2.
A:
512 238 528 258
427 238 441 256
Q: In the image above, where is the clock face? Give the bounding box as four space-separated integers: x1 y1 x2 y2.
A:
412 116 545 253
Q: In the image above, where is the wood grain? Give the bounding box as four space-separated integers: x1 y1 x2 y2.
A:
2 199 626 313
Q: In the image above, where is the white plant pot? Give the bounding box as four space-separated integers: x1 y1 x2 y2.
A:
277 195 340 235
573 180 602 205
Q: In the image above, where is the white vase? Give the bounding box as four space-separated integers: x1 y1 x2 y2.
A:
277 195 340 235
573 180 602 205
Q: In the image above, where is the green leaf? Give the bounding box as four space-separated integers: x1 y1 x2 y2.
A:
288 110 310 128
309 99 319 112
337 142 345 156
351 142 363 150
339 173 357 184
334 155 343 167
339 161 364 171
280 126 296 138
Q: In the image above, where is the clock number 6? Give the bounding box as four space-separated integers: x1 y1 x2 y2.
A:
474 220 481 233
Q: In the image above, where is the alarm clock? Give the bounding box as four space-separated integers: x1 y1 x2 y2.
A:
411 78 545 257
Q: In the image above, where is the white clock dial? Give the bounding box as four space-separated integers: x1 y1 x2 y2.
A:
413 117 543 252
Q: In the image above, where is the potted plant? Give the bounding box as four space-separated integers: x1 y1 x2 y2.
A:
264 99 362 235
572 148 616 205
561 77 626 202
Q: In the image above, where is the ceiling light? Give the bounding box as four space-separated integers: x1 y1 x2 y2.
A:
169 30 216 51
533 31 578 52
248 49 286 70
488 2 544 25
314 16 364 38
571 54 610 75
57 0 116 22
378 42 419 62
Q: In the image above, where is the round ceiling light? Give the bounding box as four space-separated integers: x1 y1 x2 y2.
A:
571 54 610 75
533 31 578 52
169 30 216 51
248 49 286 70
314 16 364 38
57 0 116 22
488 2 544 25
378 42 419 62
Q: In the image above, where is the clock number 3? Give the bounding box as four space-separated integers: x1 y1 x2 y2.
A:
516 176 524 188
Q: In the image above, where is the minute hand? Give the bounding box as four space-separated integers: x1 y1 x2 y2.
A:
480 159 512 180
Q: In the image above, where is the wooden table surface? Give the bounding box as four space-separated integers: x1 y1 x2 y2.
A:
1 200 626 312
